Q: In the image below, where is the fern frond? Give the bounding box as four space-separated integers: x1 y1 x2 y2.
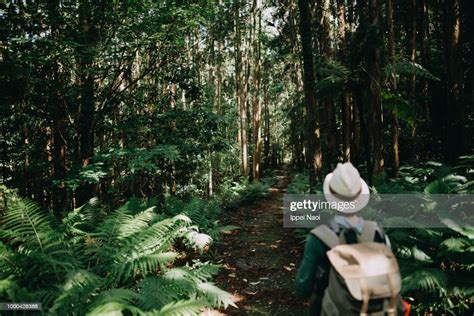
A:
111 252 178 283
138 277 182 311
86 301 143 316
402 268 448 294
2 198 55 252
0 277 20 300
150 299 204 316
98 215 191 283
197 282 237 309
50 270 101 315
441 237 472 253
86 288 144 316
191 262 220 282
116 207 156 240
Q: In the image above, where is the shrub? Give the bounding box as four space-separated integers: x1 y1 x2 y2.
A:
0 187 236 315
216 177 272 210
164 197 238 241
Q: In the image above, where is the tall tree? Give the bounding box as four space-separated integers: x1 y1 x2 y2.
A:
337 0 351 162
252 0 262 181
386 0 400 177
444 0 464 163
298 0 322 191
368 0 384 176
407 0 417 96
235 1 248 177
76 1 99 167
320 0 337 169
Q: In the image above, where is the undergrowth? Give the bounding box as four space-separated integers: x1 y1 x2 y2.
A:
0 189 236 315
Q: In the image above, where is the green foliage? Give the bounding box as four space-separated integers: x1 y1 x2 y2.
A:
0 187 236 314
216 178 272 210
384 58 440 82
382 91 419 127
315 60 351 100
165 198 237 242
379 158 474 315
286 173 310 194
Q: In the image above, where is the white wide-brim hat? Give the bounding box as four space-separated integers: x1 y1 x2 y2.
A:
323 162 370 213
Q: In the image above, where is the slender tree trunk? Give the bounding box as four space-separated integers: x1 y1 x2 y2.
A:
320 0 336 169
195 29 201 86
298 0 322 191
289 0 304 169
217 36 223 113
419 0 430 115
170 83 177 195
46 0 68 214
351 98 361 156
263 82 270 170
77 2 97 167
209 30 215 106
235 1 248 177
45 126 54 208
407 0 417 96
386 0 400 177
338 0 351 162
444 0 464 162
252 0 262 181
354 88 373 184
368 0 384 176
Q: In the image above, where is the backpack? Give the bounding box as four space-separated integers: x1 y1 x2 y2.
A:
311 221 406 316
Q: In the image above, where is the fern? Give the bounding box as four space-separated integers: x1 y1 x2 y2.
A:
315 60 351 100
150 299 205 316
384 58 439 81
402 268 448 294
1 197 55 251
0 189 236 315
139 276 183 310
50 270 101 315
197 282 237 309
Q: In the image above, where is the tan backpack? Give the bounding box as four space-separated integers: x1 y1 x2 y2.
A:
311 221 405 316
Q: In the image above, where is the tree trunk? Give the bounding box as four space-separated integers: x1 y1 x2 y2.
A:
320 0 336 169
47 0 68 214
407 0 417 97
263 82 270 170
386 0 400 177
235 1 248 177
217 36 223 113
419 0 430 115
77 2 97 167
368 0 384 176
289 0 305 170
298 0 322 191
444 0 464 163
338 0 351 162
354 87 373 184
252 0 262 181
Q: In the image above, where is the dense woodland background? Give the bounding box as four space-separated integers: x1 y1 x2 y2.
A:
0 0 473 315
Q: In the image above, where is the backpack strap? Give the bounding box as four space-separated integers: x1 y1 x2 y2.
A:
310 225 340 249
359 220 378 243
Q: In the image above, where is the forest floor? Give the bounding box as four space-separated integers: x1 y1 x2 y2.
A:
214 168 308 315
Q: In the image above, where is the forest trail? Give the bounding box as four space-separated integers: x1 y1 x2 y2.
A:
215 169 307 315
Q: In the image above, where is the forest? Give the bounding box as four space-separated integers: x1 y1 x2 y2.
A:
0 0 472 315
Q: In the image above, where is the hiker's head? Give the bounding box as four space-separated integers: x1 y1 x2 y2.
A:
323 162 369 214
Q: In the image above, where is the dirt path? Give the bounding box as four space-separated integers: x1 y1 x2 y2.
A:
215 169 308 315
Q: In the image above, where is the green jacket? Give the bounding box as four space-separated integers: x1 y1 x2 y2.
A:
294 234 329 299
